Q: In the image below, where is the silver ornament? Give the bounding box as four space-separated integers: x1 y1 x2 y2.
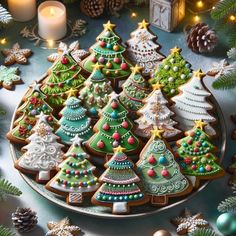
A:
153 229 172 236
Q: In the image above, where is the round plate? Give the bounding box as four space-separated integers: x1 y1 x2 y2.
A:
9 89 226 218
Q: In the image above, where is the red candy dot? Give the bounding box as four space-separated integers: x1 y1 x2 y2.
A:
83 170 87 175
79 182 83 187
111 101 118 109
121 63 128 70
100 41 106 47
187 139 193 145
147 168 156 177
128 136 135 145
97 140 105 149
184 157 192 165
52 94 57 97
102 123 110 131
194 147 199 153
61 57 69 64
49 83 54 88
58 83 63 88
195 141 202 147
70 65 76 71
47 116 53 122
122 121 129 129
206 153 211 158
75 170 79 175
189 131 195 137
112 132 120 140
161 169 169 177
148 155 156 165
114 57 120 64
91 57 97 63
66 170 70 174
63 180 67 185
191 165 197 170
205 165 212 171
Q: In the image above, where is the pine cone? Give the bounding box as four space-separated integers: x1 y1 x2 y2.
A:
12 208 38 232
105 0 124 16
80 0 105 18
186 23 218 53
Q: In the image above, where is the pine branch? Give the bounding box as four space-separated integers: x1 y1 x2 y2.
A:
218 196 236 213
229 29 236 48
212 70 236 89
189 228 219 236
0 179 22 201
228 48 236 60
211 0 236 20
0 4 12 27
0 226 15 236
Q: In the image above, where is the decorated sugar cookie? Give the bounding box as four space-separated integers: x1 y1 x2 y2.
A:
126 19 165 76
92 146 148 214
136 127 192 206
119 65 150 119
46 135 99 205
176 120 225 188
55 89 93 145
79 63 113 118
85 92 142 160
171 69 217 137
150 47 192 97
135 82 181 141
15 112 64 183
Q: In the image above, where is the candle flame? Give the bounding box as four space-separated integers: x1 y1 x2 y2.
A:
194 15 200 22
50 7 55 16
0 38 6 45
197 1 203 8
47 39 54 47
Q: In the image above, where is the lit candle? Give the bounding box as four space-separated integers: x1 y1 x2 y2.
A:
8 0 36 22
38 1 67 40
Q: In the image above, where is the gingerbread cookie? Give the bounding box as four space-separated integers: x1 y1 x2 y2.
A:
135 82 182 141
91 146 149 214
0 65 22 90
176 120 225 188
136 127 192 206
1 43 32 66
14 112 64 183
171 69 217 137
46 135 99 205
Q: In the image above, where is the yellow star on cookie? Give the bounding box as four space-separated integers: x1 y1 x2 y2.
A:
194 120 207 130
151 126 164 139
92 62 104 71
152 82 164 90
66 88 77 98
170 47 181 55
193 69 205 80
138 19 150 29
114 146 126 153
131 65 143 74
103 21 115 31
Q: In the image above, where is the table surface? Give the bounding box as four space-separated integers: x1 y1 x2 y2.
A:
0 3 235 236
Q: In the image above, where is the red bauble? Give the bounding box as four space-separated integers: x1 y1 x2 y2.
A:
112 132 121 140
66 170 70 174
58 83 63 88
61 93 66 98
128 136 135 145
184 157 192 165
187 139 193 145
52 94 57 97
191 165 197 170
122 121 128 129
49 83 54 88
194 147 199 153
195 141 202 147
114 57 120 64
121 63 128 70
61 57 69 64
111 101 118 109
147 168 156 177
189 131 195 137
97 140 105 149
91 57 97 63
148 155 156 165
70 65 76 71
206 153 211 158
161 169 169 177
102 123 110 131
47 116 53 122
100 41 106 47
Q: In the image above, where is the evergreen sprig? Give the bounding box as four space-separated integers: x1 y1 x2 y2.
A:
212 70 236 89
189 228 219 236
228 47 236 60
0 179 22 201
0 226 15 236
211 0 236 20
0 4 12 27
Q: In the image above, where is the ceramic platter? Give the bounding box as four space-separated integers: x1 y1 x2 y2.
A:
9 85 226 219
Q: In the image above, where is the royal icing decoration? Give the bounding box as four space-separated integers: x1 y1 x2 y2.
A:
171 69 217 136
126 20 165 76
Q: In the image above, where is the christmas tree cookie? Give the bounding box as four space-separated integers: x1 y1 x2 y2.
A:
80 21 132 89
85 92 142 160
176 120 225 188
6 82 58 145
136 127 192 206
135 83 182 141
55 89 93 145
41 51 85 109
149 47 192 97
92 146 148 214
79 63 113 118
119 65 150 119
171 69 217 136
46 135 99 205
15 112 64 183
126 19 165 76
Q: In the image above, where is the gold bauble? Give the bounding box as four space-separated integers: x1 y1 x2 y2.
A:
115 70 119 75
106 62 112 69
113 45 120 51
153 230 172 236
106 70 111 76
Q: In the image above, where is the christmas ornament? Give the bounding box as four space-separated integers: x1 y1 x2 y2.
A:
1 43 32 66
216 213 236 235
91 146 148 214
171 208 209 235
126 19 165 76
80 0 105 18
46 218 80 236
153 229 171 236
0 65 22 90
186 23 218 54
12 208 38 233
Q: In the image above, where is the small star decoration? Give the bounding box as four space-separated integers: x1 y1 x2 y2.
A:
193 69 205 80
46 217 81 236
170 46 181 55
103 21 115 31
138 19 150 29
1 43 32 66
131 65 143 74
151 126 164 139
171 208 209 235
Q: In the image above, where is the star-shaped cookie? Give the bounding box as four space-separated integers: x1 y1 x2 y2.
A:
171 208 209 235
46 217 81 236
1 43 32 66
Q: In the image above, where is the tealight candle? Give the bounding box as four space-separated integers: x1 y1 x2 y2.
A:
38 1 67 40
8 0 36 22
